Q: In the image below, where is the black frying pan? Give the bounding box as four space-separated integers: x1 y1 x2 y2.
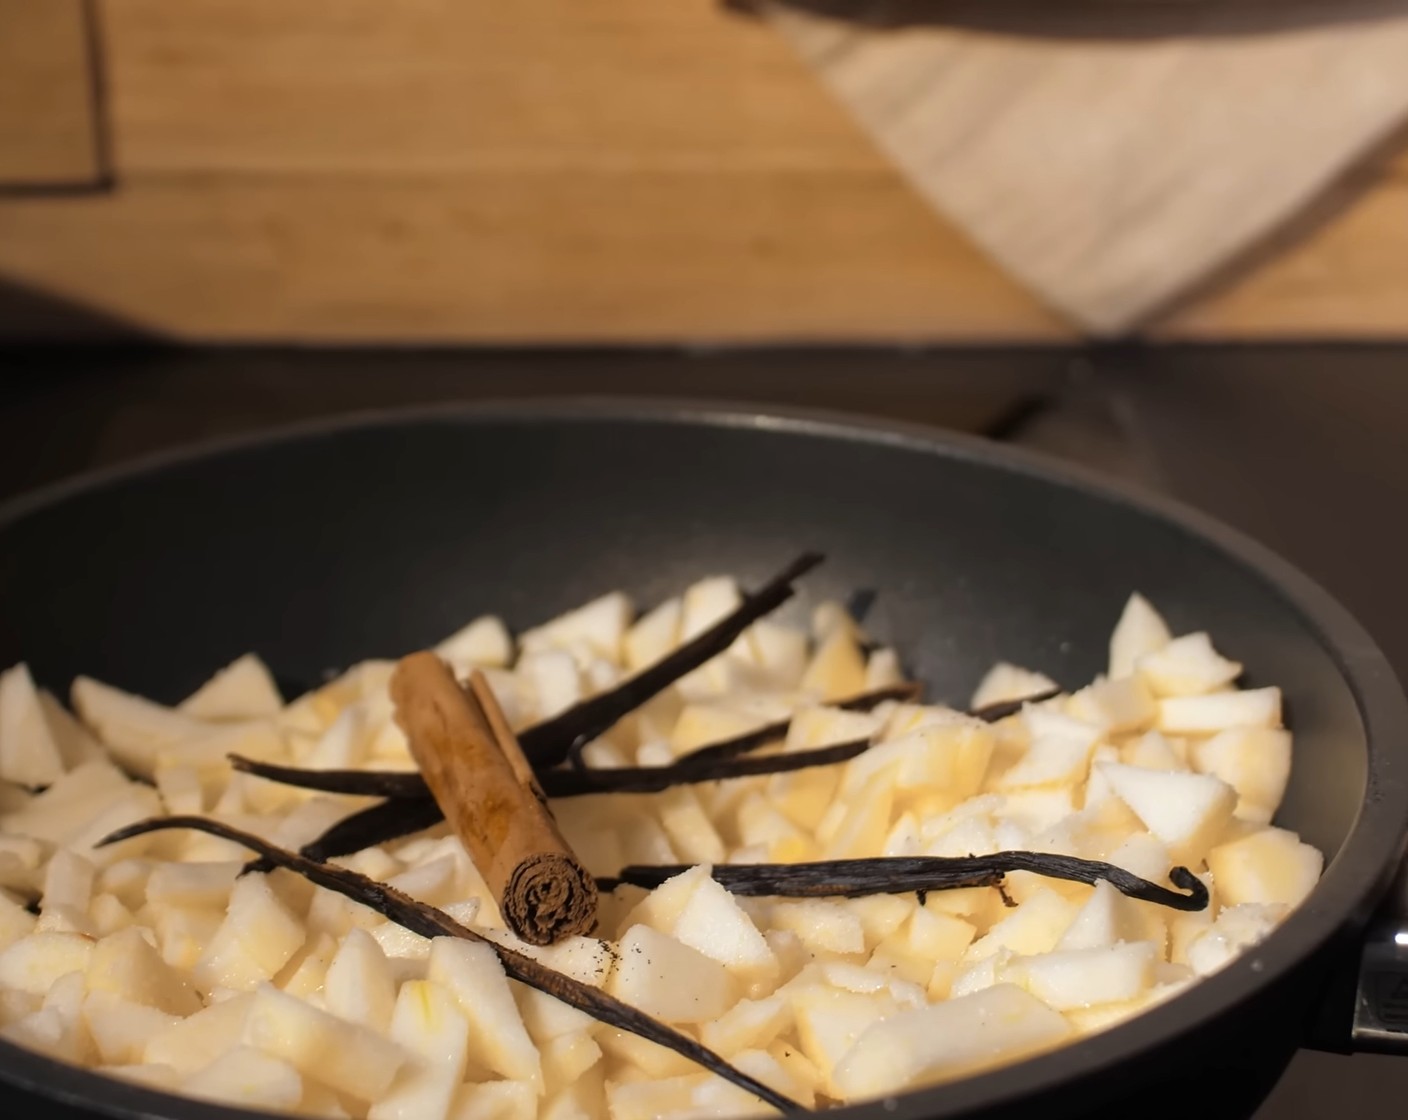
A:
1 399 1406 1120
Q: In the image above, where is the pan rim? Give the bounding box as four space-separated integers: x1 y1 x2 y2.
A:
0 393 1404 1120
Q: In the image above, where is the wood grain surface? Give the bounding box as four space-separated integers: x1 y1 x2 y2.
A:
0 0 1403 341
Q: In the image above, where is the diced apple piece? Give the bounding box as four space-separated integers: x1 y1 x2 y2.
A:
386 853 463 908
453 1080 537 1120
618 813 678 867
1013 941 1157 1010
971 664 1058 710
1185 903 1287 977
624 598 682 673
1137 633 1242 699
671 871 777 984
151 906 223 972
1067 676 1156 734
598 1025 702 1080
998 733 1097 790
924 815 1001 859
864 648 905 690
180 653 284 720
368 980 470 1120
297 704 373 772
810 600 865 643
83 991 181 1066
766 761 842 834
0 1003 90 1063
742 622 810 687
656 792 726 865
318 927 395 1034
193 872 305 993
41 848 95 926
1102 831 1174 884
1109 594 1171 679
606 924 739 1024
515 986 596 1044
493 934 616 991
146 860 242 911
0 663 65 787
541 1030 604 1094
243 983 406 1102
668 703 768 756
605 1074 704 1120
2 758 126 837
183 1045 305 1111
1192 728 1293 824
842 719 992 803
790 985 898 1092
370 919 432 964
436 615 514 671
822 960 922 1005
522 592 633 665
153 763 206 816
965 889 1077 961
1120 730 1188 772
88 927 201 1015
770 900 866 957
277 931 338 999
71 676 214 776
681 577 742 642
0 931 94 994
36 689 105 770
1020 706 1102 750
519 650 583 722
882 812 921 858
995 788 1078 836
898 906 977 962
1099 763 1236 864
1058 880 1150 951
700 996 791 1056
786 706 883 751
144 991 253 1074
427 937 542 1086
1158 688 1282 735
845 895 916 949
822 779 894 860
1207 827 1323 908
0 892 37 951
801 628 868 702
833 983 1072 1099
618 863 709 936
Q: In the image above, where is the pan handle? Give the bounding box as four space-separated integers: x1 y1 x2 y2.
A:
1349 858 1408 1052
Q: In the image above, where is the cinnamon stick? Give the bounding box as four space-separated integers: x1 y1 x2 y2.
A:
390 653 597 945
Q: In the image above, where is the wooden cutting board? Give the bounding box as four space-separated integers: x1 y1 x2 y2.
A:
766 1 1408 335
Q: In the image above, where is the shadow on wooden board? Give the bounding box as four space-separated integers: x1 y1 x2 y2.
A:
0 276 151 341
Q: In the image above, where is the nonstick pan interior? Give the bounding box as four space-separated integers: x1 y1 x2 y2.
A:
0 400 1400 1120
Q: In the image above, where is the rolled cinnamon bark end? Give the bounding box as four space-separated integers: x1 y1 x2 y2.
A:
505 852 599 946
391 652 598 945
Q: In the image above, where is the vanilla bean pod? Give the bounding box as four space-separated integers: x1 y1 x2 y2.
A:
599 853 1208 912
233 735 873 805
517 552 823 768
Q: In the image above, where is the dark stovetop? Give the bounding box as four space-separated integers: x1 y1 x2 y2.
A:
3 344 1407 1117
